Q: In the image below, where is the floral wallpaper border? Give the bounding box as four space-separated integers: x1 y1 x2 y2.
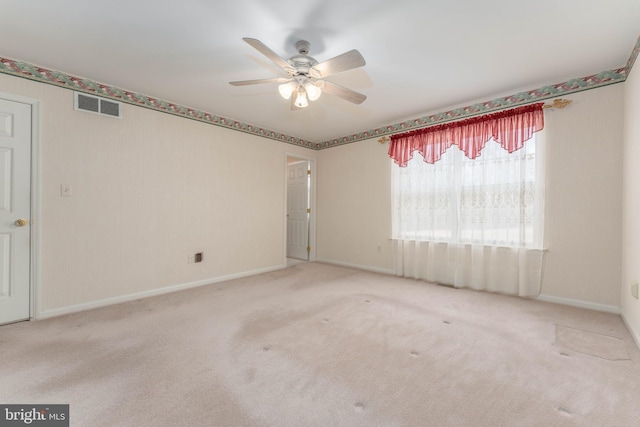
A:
1 34 637 150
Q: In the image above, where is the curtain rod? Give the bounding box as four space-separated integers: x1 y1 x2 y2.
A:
377 98 572 144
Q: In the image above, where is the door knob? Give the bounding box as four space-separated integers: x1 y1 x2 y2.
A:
15 219 28 227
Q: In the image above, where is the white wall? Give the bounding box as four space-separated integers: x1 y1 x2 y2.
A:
0 73 316 317
622 64 640 344
317 84 624 309
317 138 394 274
0 67 628 319
541 84 623 308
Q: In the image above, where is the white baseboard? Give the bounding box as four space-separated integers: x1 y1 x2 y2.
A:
315 258 395 276
621 312 640 350
37 264 285 320
536 294 621 314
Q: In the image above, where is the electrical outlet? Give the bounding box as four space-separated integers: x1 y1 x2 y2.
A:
632 282 639 299
189 253 203 264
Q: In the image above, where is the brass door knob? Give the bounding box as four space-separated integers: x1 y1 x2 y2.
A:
15 219 28 227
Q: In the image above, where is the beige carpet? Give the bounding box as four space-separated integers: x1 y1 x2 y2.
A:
1 262 639 426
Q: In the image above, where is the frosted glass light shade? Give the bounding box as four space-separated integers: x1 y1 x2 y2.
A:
278 82 296 100
294 91 309 108
304 82 322 101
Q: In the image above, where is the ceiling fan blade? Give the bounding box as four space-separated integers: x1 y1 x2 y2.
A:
242 38 297 75
229 77 291 86
317 80 367 104
309 49 366 78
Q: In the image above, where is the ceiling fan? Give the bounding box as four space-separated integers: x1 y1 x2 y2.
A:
229 38 367 109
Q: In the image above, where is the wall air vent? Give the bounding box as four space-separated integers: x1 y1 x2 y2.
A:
74 92 122 118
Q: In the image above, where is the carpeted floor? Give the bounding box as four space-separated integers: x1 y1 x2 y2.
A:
1 262 639 426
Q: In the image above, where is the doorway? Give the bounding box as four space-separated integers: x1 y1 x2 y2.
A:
0 97 33 324
285 154 315 264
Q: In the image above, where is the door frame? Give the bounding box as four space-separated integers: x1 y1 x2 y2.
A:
0 91 41 321
284 153 316 264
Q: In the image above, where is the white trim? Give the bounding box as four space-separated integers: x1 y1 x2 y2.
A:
535 294 621 314
0 91 41 322
31 100 41 321
37 264 285 319
316 258 395 276
621 312 640 350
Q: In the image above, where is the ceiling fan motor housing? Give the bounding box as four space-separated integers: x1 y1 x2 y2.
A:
287 55 318 75
287 41 318 75
295 40 311 55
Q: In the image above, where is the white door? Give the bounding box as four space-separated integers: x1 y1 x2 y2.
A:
287 161 310 260
0 99 31 324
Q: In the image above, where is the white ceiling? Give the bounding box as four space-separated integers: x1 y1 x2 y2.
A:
1 0 639 143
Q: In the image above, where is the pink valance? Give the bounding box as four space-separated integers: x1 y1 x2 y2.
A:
389 103 545 167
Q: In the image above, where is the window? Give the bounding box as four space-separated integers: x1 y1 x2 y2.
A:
392 134 544 249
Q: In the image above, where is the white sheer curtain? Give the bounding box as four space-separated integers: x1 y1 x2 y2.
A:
391 136 545 296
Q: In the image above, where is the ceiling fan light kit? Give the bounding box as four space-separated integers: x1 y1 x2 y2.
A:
304 82 322 101
230 37 366 109
278 81 296 100
294 87 309 108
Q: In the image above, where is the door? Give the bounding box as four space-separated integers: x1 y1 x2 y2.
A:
287 161 310 260
0 98 31 324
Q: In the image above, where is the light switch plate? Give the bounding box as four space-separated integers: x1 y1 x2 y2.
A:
632 282 639 299
60 184 72 197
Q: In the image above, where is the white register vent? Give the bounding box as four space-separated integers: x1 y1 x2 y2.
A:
74 92 122 118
